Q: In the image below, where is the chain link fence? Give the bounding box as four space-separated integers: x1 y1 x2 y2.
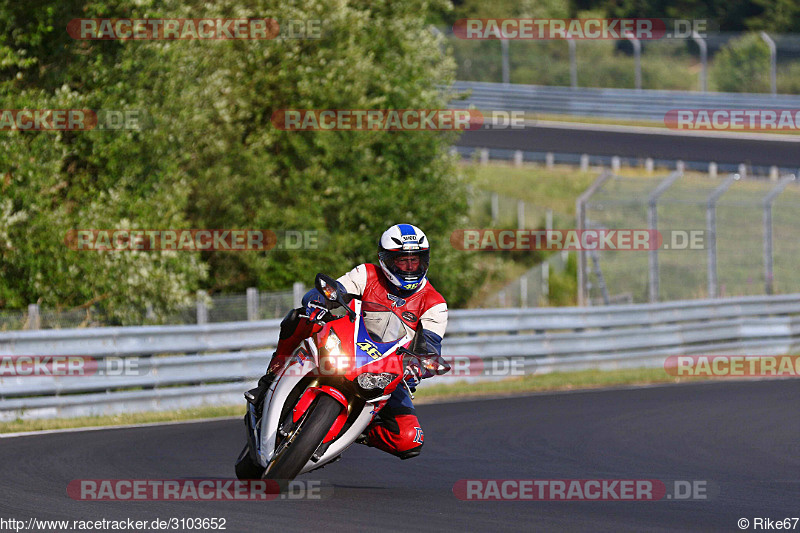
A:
0 286 303 331
447 30 800 94
484 251 571 308
580 172 800 304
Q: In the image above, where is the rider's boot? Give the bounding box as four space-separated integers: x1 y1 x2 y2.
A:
244 365 278 413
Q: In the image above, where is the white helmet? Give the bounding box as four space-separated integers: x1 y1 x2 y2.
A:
377 224 430 292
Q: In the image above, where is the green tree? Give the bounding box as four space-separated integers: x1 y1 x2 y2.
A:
0 0 482 320
711 32 771 93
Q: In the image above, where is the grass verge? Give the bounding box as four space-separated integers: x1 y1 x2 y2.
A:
0 367 715 435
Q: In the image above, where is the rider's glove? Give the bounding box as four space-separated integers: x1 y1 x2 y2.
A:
304 304 329 324
405 353 451 388
406 360 423 388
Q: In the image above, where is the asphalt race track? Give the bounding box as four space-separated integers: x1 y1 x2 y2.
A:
1 380 797 532
458 125 800 168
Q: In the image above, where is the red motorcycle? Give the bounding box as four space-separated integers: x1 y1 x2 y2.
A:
235 273 449 482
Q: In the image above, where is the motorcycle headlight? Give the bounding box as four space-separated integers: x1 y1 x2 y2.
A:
356 372 397 390
324 329 342 356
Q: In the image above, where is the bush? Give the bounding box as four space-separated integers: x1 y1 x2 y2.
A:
711 33 771 93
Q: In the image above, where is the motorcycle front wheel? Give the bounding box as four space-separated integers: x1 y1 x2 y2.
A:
263 393 342 483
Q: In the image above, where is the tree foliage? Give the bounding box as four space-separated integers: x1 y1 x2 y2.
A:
0 0 481 321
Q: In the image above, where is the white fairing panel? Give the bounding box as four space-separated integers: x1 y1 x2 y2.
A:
258 356 317 466
297 401 378 475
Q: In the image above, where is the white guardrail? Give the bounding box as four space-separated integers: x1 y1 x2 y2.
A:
2 294 800 421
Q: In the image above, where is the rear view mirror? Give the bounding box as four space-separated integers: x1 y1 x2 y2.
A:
315 273 339 301
314 273 357 322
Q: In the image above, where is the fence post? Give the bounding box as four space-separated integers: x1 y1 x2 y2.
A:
480 148 489 165
611 156 621 173
501 38 510 84
580 154 589 172
759 31 777 96
196 291 208 325
568 38 578 88
738 163 747 179
676 160 685 174
513 150 523 167
692 31 708 92
27 303 40 330
762 175 795 295
576 170 612 306
491 193 499 224
709 162 718 179
519 276 528 308
545 152 554 169
546 209 553 232
626 35 642 90
517 200 525 229
542 261 550 303
645 158 654 174
647 170 682 303
246 287 259 321
292 282 305 309
706 174 739 298
769 166 779 181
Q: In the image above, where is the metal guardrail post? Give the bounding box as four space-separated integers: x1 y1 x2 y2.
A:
763 175 795 295
706 174 739 298
692 31 707 92
568 38 577 88
246 287 259 321
196 291 208 325
647 170 682 303
501 39 510 84
576 170 612 306
759 31 777 96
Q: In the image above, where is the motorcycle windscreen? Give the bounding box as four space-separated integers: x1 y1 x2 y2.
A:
360 301 412 343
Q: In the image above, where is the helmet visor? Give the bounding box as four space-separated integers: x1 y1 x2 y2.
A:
379 249 429 281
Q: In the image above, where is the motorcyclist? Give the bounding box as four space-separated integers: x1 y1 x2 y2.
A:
245 223 449 459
